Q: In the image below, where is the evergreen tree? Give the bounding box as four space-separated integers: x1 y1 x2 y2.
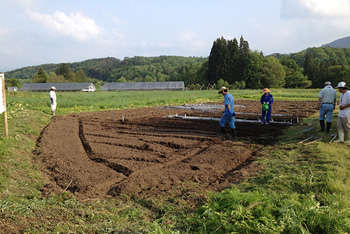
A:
238 36 250 79
304 53 319 88
227 38 240 84
32 67 48 83
208 37 229 83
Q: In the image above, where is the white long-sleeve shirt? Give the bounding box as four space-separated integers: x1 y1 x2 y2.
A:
339 90 350 117
49 90 56 104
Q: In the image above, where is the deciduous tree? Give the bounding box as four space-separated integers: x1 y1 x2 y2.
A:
32 67 48 83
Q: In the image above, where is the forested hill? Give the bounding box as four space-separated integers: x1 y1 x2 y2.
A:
322 36 350 48
5 56 207 83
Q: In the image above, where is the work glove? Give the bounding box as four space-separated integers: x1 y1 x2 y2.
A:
228 110 236 116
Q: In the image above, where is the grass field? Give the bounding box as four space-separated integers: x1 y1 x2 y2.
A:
0 89 349 233
6 88 321 115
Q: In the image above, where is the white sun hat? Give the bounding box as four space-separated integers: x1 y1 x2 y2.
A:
335 82 347 88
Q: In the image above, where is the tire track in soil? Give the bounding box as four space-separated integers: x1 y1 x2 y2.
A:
35 100 317 199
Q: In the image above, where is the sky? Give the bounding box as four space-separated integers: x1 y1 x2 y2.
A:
1 0 350 71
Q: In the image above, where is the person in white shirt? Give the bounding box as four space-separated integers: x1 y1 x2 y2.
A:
334 82 350 143
49 86 57 116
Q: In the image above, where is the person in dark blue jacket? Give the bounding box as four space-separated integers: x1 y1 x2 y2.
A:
260 88 273 124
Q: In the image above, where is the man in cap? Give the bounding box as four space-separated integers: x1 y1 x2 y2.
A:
49 86 57 116
334 81 350 143
316 81 337 133
218 86 237 139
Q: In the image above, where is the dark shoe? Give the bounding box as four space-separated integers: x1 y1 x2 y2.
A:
231 128 237 139
326 122 331 133
319 120 325 132
217 127 226 136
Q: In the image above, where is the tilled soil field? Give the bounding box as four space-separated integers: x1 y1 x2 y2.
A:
35 100 317 199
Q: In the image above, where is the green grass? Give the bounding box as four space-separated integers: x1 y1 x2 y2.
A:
0 89 349 233
6 88 324 115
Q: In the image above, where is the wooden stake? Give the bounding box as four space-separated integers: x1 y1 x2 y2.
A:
0 73 8 137
304 138 322 145
63 179 73 192
298 136 313 144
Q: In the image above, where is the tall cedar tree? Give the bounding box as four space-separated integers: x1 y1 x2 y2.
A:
238 36 250 81
227 38 240 84
208 37 229 83
208 36 249 85
304 53 318 88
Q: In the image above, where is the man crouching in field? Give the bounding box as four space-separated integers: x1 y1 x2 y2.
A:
218 87 237 139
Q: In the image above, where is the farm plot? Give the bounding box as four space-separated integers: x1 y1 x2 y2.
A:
35 100 317 199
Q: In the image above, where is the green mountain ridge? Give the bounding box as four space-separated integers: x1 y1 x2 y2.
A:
5 56 207 83
322 36 350 48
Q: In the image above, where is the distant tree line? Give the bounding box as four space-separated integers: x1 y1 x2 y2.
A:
5 40 350 89
31 64 89 83
5 56 207 88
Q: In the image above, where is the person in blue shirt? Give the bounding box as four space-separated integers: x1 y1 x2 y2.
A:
218 86 236 139
260 88 273 124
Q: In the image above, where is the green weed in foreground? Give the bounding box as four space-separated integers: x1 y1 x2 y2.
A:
184 188 350 233
171 119 350 233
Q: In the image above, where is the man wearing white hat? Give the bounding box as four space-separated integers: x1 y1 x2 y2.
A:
218 86 236 139
334 81 350 143
316 81 337 133
49 86 57 116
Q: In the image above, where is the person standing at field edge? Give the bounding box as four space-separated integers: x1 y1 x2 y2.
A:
260 88 273 124
218 87 237 139
334 81 350 143
316 81 337 133
49 86 57 116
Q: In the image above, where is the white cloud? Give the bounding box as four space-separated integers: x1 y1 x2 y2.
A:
281 0 350 19
278 0 350 52
180 31 207 51
302 0 350 17
27 10 102 41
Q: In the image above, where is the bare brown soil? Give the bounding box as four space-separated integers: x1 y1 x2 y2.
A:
35 100 317 199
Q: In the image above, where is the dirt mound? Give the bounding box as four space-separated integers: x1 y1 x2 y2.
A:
35 100 317 199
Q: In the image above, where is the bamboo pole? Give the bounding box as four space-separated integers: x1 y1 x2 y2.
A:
0 73 8 137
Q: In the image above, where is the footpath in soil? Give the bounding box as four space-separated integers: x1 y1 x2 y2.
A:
35 100 317 199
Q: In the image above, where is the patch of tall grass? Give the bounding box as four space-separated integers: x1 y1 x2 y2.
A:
168 117 350 233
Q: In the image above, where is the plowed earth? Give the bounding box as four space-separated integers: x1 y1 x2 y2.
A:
35 100 317 199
